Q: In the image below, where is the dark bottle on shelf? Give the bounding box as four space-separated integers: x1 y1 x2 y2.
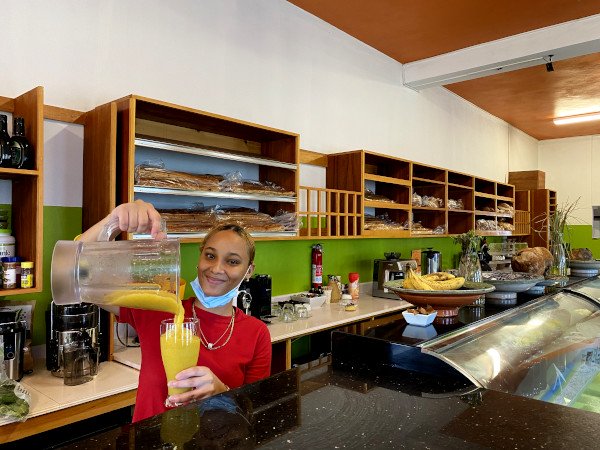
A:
0 115 12 168
10 117 34 169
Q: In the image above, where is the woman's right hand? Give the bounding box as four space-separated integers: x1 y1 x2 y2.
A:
79 200 165 242
110 200 165 238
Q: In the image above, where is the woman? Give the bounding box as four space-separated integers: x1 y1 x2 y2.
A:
79 200 272 422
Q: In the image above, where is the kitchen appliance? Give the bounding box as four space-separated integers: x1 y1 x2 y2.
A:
372 254 417 299
421 248 442 274
51 217 180 306
0 310 26 381
237 274 272 318
46 302 101 382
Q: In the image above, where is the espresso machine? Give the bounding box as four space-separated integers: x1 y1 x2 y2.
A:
46 302 101 383
237 274 272 318
372 253 417 299
0 310 26 381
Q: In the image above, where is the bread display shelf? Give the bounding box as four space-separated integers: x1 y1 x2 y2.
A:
363 173 410 186
412 177 445 185
133 231 297 240
133 186 297 203
363 200 410 210
135 138 298 170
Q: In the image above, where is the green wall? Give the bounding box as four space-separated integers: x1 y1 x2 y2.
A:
565 225 599 255
0 206 82 346
2 204 513 345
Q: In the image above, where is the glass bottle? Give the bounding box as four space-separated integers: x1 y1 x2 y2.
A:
458 251 482 282
548 235 567 276
10 117 34 169
0 115 12 168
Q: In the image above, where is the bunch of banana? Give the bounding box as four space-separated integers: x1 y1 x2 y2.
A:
403 267 465 291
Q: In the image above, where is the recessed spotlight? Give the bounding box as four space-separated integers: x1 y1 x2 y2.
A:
553 112 600 125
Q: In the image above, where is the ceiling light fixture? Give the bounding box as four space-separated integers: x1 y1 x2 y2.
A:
544 55 554 72
553 112 600 125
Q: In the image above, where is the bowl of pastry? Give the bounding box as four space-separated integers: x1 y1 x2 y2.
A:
402 306 437 327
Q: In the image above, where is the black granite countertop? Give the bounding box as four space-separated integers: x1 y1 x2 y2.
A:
57 357 600 449
55 276 599 449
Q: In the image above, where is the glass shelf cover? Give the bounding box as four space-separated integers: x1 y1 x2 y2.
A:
420 285 600 413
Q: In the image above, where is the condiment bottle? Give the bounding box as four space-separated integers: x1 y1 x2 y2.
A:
10 117 34 169
2 256 21 289
20 261 34 288
0 115 12 168
348 272 360 300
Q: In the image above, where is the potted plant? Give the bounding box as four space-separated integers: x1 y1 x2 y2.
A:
453 230 482 282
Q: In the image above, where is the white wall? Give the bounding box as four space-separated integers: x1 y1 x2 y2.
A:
538 134 600 225
2 0 539 208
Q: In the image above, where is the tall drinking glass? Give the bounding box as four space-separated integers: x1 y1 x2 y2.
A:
160 317 200 407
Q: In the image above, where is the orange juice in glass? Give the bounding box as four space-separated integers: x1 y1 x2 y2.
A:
160 317 200 404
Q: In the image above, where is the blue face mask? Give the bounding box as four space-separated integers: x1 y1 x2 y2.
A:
190 269 249 309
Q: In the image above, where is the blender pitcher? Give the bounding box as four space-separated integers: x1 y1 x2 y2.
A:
51 217 180 310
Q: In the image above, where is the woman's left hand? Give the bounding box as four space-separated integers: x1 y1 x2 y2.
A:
167 365 229 406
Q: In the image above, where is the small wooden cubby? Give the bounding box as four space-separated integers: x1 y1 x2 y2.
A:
0 86 44 295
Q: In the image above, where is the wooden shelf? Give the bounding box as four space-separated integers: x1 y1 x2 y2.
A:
83 95 299 241
0 86 44 293
363 200 410 210
412 176 445 185
363 173 410 186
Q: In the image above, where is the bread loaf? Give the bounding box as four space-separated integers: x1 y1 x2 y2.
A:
511 247 553 275
569 248 594 261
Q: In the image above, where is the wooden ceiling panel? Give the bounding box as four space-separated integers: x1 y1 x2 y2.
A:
288 0 600 63
288 0 600 140
446 53 600 140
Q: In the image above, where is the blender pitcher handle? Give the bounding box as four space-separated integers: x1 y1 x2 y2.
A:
97 216 167 241
97 216 122 242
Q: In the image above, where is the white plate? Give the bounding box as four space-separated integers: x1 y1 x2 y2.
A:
402 310 437 327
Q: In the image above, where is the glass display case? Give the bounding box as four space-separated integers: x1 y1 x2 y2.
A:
420 278 600 413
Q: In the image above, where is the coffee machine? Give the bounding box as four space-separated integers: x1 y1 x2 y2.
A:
0 310 26 381
372 253 417 299
237 274 272 318
46 302 101 382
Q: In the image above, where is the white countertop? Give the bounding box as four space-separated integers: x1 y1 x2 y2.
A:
0 360 139 427
268 294 410 342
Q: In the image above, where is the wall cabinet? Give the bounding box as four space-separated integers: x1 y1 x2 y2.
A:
83 95 299 241
0 87 44 294
519 188 557 248
326 150 515 238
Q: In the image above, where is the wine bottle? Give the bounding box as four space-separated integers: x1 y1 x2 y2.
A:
10 117 34 169
0 115 12 168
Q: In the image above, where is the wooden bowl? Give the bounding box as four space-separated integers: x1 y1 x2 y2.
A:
384 281 495 316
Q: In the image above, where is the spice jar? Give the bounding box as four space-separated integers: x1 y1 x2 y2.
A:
2 256 21 289
20 261 34 288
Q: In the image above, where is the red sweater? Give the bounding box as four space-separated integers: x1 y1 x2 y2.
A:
117 298 272 422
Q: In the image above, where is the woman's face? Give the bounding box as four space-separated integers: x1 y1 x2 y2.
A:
198 230 253 296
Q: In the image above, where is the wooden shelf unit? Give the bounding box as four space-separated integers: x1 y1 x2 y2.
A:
327 150 411 238
298 186 362 238
0 86 44 295
82 95 299 240
520 188 557 248
325 150 515 238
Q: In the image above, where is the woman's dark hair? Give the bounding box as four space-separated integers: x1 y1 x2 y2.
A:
201 223 255 264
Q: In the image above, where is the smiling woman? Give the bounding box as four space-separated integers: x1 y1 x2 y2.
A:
78 200 272 423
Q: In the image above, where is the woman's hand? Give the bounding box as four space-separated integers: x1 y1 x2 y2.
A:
79 199 165 242
111 200 165 238
167 366 229 406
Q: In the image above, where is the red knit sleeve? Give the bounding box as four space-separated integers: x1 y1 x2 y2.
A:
115 306 134 325
244 324 272 383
